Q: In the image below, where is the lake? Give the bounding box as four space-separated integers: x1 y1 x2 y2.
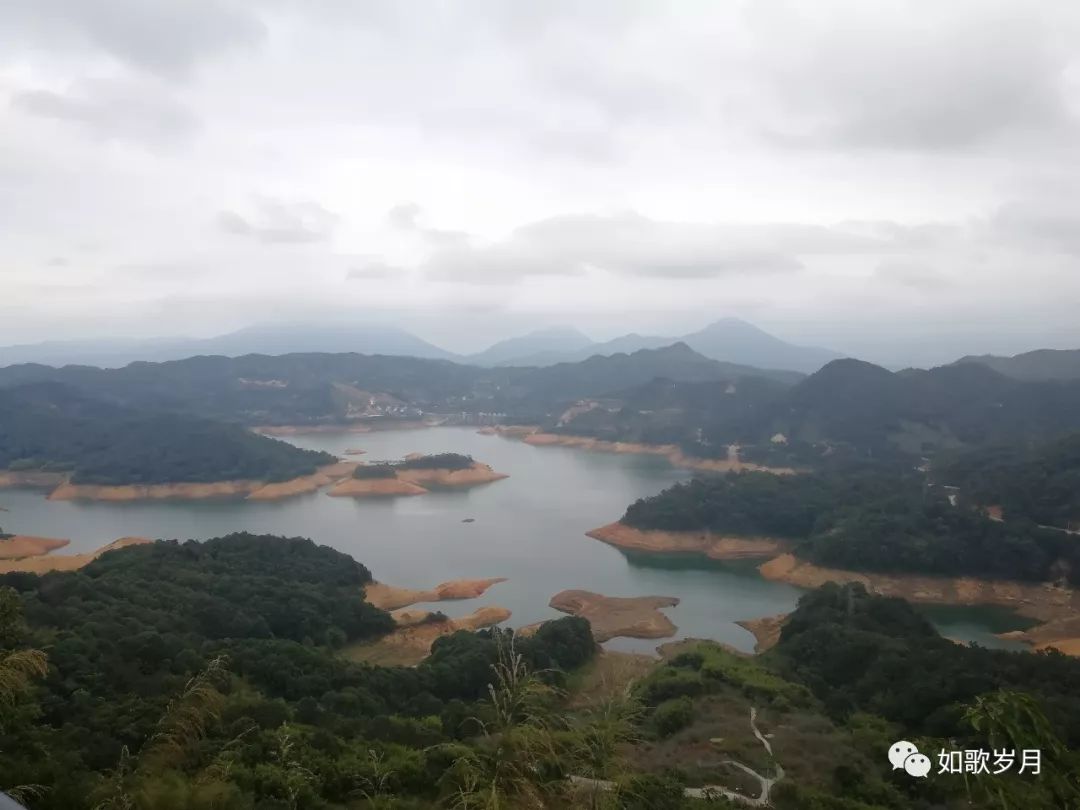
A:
0 427 1029 652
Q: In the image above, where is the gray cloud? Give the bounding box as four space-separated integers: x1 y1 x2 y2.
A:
418 212 903 282
2 0 265 77
346 258 403 280
756 2 1077 151
11 78 200 145
988 202 1080 254
218 198 339 244
874 260 951 290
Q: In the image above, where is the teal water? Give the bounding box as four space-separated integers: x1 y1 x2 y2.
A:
0 427 1025 652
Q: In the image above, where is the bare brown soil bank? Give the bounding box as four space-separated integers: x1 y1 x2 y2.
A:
0 535 71 560
735 614 788 653
549 589 680 643
364 577 507 610
255 420 433 437
328 462 508 498
759 554 1080 656
344 606 512 667
396 462 508 488
48 463 357 503
0 471 67 489
327 478 428 497
483 426 795 474
0 536 151 574
587 522 788 561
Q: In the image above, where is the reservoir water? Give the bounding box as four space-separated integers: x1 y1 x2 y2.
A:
0 427 1028 652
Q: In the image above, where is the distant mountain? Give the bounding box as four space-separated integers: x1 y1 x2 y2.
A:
502 342 802 401
467 327 593 366
952 348 1080 382
485 318 842 373
0 323 457 368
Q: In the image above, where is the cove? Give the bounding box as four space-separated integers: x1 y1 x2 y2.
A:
0 427 1025 652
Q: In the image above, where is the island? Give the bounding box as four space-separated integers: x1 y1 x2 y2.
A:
328 453 508 498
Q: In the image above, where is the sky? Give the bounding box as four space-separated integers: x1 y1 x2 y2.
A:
2 0 1080 366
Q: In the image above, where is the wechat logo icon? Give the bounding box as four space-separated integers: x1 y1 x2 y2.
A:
889 740 931 778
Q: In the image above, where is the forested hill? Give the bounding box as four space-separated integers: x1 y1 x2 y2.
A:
0 344 798 426
953 348 1080 382
0 383 334 485
0 533 597 809
935 433 1080 529
622 468 1080 584
690 358 1080 459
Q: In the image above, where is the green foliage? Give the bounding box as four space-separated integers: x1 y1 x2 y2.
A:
352 463 398 479
396 453 474 470
937 433 1080 528
651 697 693 737
625 467 1079 584
0 536 599 809
0 383 334 485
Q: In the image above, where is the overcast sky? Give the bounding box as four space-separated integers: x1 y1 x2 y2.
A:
2 0 1080 365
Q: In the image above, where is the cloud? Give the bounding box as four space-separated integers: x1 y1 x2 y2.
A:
420 212 912 282
753 1 1078 151
987 201 1080 254
1 0 266 78
346 258 403 279
11 78 200 145
217 198 339 244
874 260 951 290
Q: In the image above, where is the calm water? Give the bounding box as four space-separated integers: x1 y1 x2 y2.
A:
0 427 1026 652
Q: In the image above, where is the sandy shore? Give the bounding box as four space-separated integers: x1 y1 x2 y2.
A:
760 553 1080 655
329 462 508 498
328 477 428 497
482 425 795 475
40 462 358 503
364 577 507 610
344 605 512 666
0 536 152 574
0 471 67 489
587 522 788 560
397 463 509 488
255 420 434 436
735 614 788 653
549 589 680 642
0 535 71 560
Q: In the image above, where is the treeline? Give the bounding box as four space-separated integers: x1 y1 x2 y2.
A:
769 583 1080 807
936 432 1080 529
0 383 335 485
623 469 1080 584
0 533 597 809
351 453 476 479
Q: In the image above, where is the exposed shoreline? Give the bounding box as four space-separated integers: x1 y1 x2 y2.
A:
479 425 796 475
364 577 507 610
254 420 436 436
549 588 680 642
0 536 151 574
40 461 359 503
587 521 789 560
759 553 1080 655
328 461 508 498
344 605 512 667
0 534 70 560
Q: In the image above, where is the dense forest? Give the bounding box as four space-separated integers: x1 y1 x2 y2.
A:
936 432 1080 529
0 534 598 809
4 535 1080 808
623 469 1080 584
0 384 334 485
